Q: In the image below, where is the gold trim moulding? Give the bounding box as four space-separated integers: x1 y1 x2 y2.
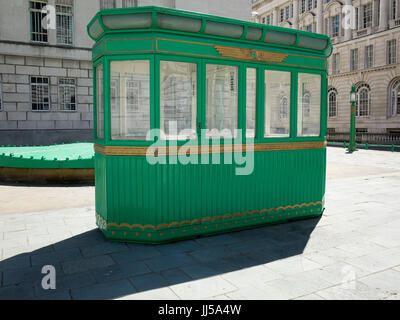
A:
96 201 323 231
94 141 326 156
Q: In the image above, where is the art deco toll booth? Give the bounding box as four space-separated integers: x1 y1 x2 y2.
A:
87 6 332 243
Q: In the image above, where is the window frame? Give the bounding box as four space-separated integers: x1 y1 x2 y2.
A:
365 45 373 69
30 76 50 112
158 58 199 141
387 40 397 65
389 78 400 117
56 3 74 46
106 55 154 144
328 88 337 118
58 77 77 112
0 79 2 111
296 72 323 137
356 83 371 117
29 0 49 43
203 59 241 142
350 48 359 71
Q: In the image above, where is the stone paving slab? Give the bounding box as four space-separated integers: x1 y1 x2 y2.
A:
0 147 400 299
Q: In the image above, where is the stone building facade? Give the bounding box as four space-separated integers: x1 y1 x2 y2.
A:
252 0 400 142
0 0 252 146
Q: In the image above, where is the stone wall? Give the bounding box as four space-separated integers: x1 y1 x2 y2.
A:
0 54 94 145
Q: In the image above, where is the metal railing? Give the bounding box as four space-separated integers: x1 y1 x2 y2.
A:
327 132 400 145
328 141 400 152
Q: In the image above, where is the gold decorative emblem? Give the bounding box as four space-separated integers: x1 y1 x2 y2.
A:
214 45 289 63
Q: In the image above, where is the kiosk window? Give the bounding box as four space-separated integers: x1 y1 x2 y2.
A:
96 65 104 139
160 61 197 140
206 64 238 138
110 60 150 140
264 70 291 137
246 68 256 139
298 73 321 137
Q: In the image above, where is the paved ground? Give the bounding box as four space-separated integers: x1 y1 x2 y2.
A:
0 146 400 300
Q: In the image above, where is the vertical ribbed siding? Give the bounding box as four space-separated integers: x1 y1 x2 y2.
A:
97 148 326 228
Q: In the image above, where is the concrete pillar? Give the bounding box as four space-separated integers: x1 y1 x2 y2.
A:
273 8 279 26
316 0 323 33
344 0 353 41
293 0 299 29
379 0 389 30
358 4 362 29
397 0 400 19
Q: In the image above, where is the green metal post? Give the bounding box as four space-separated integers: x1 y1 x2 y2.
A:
347 85 357 152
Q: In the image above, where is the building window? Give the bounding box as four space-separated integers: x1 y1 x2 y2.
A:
355 7 359 30
246 68 256 138
392 0 397 20
301 0 306 13
285 6 290 20
332 53 340 75
362 3 372 28
96 65 104 139
206 64 238 138
356 84 370 117
100 0 116 9
365 45 373 69
160 61 197 140
110 60 150 140
280 9 284 22
59 78 76 111
306 24 312 32
389 78 400 116
350 49 359 71
30 1 48 43
331 15 339 37
122 0 137 7
30 76 50 111
56 4 73 45
0 80 2 111
264 70 291 137
298 73 321 137
307 0 313 11
388 40 397 65
266 15 271 25
328 88 337 117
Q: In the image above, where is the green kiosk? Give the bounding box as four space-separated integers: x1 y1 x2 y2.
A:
87 6 332 243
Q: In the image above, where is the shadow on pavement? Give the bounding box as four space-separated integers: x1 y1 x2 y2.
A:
0 217 320 300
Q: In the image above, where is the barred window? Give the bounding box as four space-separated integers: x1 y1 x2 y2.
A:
59 78 76 111
31 77 50 111
100 0 116 9
30 1 48 43
122 0 137 7
356 84 370 117
388 40 397 65
56 4 73 45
